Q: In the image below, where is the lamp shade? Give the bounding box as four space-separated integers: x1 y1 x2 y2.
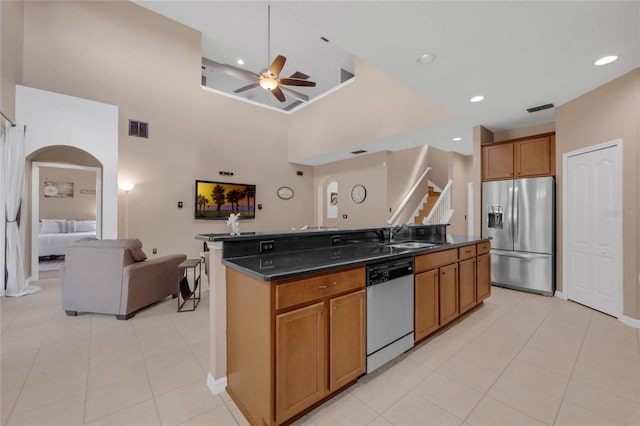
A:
119 182 135 191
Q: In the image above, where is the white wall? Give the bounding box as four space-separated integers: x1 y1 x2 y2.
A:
16 85 118 238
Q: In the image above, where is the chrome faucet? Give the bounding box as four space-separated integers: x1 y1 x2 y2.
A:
389 224 410 242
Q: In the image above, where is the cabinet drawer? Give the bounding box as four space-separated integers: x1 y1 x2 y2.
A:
477 241 491 255
276 267 365 310
415 249 457 272
458 245 476 260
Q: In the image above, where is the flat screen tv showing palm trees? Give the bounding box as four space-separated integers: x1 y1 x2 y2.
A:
194 180 256 220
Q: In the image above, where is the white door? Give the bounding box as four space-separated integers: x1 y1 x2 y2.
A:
565 142 622 317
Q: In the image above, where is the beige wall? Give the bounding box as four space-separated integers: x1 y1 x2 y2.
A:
472 125 494 236
556 68 640 319
0 0 24 121
314 151 388 227
287 58 453 163
39 167 96 221
386 145 430 225
493 121 555 143
449 152 470 235
20 1 314 259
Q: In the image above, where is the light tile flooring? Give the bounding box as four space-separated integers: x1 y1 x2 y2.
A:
2 278 639 425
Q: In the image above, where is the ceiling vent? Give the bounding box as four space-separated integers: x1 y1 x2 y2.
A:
351 149 367 155
526 103 555 113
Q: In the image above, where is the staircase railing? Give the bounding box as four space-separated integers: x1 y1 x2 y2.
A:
424 179 453 225
386 167 432 225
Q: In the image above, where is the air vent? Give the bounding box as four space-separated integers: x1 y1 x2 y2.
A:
351 149 367 155
341 68 355 83
320 36 329 42
128 120 149 138
526 103 555 113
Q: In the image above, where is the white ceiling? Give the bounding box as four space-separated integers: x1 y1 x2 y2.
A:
134 1 639 164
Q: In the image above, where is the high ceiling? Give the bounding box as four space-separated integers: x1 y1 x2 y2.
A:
134 1 639 164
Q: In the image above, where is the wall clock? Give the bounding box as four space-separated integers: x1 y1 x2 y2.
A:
351 184 367 204
277 186 294 200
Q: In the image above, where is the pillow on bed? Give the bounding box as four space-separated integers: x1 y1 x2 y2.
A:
41 219 63 234
75 220 96 232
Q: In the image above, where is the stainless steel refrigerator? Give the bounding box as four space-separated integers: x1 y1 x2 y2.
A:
482 177 555 296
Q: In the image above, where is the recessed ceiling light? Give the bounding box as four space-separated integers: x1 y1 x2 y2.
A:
416 53 436 65
470 95 485 103
452 137 462 142
237 59 244 65
594 55 618 66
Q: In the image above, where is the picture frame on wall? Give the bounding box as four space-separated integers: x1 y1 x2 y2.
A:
44 181 74 198
194 179 256 220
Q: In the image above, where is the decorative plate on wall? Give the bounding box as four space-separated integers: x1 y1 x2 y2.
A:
277 186 294 200
351 184 366 204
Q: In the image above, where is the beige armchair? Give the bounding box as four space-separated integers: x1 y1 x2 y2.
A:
61 238 186 320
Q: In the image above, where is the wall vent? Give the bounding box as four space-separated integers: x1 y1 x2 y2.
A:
128 120 149 138
351 149 367 155
526 103 555 113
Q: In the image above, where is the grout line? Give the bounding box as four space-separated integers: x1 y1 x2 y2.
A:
550 308 592 426
81 313 95 425
130 315 164 424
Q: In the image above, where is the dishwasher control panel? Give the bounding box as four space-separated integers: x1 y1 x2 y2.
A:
367 260 414 286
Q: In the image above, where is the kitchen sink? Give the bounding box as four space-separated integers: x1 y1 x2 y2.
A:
386 241 437 250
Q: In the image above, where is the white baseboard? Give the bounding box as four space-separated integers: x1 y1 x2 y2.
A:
207 372 227 395
619 315 640 329
554 290 567 300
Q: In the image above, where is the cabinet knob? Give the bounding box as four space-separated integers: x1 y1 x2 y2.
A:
320 310 325 316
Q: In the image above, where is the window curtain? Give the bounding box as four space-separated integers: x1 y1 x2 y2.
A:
2 124 40 296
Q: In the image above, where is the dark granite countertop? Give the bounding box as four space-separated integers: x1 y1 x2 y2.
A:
222 234 490 282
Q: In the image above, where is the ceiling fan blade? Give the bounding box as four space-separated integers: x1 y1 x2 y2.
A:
280 78 317 87
289 71 310 80
281 86 309 102
234 83 260 93
202 57 258 83
271 86 286 102
268 55 286 76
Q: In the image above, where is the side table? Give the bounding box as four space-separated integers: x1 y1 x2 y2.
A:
178 258 202 312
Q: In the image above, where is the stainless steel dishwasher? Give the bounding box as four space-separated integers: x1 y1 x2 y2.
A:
366 258 414 373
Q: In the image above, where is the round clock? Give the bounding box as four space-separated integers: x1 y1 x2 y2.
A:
351 184 367 204
277 186 294 200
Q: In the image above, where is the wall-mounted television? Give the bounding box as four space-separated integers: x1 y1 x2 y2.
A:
194 179 256 220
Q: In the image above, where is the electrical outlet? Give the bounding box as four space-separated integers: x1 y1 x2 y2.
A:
152 248 157 254
342 214 348 219
260 240 275 253
331 235 341 245
417 228 425 236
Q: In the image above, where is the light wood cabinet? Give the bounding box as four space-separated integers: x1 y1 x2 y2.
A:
458 257 476 314
476 253 491 302
482 133 555 181
482 142 514 180
226 266 366 426
329 290 366 392
414 241 491 344
439 263 459 326
276 302 326 422
414 269 439 341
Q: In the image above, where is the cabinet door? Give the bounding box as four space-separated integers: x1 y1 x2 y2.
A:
514 136 554 177
459 257 477 314
439 263 459 326
329 290 366 392
276 302 327 423
415 269 439 342
482 143 514 180
476 253 491 302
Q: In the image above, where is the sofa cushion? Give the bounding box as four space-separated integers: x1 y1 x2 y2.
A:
72 238 147 262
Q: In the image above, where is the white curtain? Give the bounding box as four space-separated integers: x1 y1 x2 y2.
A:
2 125 40 296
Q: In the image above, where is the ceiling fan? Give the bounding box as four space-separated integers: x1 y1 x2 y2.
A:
202 5 316 103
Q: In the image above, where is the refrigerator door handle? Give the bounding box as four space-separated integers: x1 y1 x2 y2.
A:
513 186 519 244
491 251 550 260
507 186 513 244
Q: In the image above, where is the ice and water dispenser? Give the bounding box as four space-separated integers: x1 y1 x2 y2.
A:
488 206 503 229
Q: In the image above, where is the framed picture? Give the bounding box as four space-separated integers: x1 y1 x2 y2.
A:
44 181 74 198
195 179 256 220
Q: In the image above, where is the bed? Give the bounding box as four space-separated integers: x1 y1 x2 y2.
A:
38 219 96 258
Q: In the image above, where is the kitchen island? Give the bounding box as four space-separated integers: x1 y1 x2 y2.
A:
198 226 490 425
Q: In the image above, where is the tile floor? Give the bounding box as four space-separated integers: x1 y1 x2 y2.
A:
2 278 639 425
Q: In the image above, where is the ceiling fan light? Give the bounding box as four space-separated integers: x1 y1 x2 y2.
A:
259 76 279 91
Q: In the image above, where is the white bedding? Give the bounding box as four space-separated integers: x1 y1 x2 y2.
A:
38 231 96 257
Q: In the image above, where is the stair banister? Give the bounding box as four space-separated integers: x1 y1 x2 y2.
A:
424 179 453 225
386 167 432 225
